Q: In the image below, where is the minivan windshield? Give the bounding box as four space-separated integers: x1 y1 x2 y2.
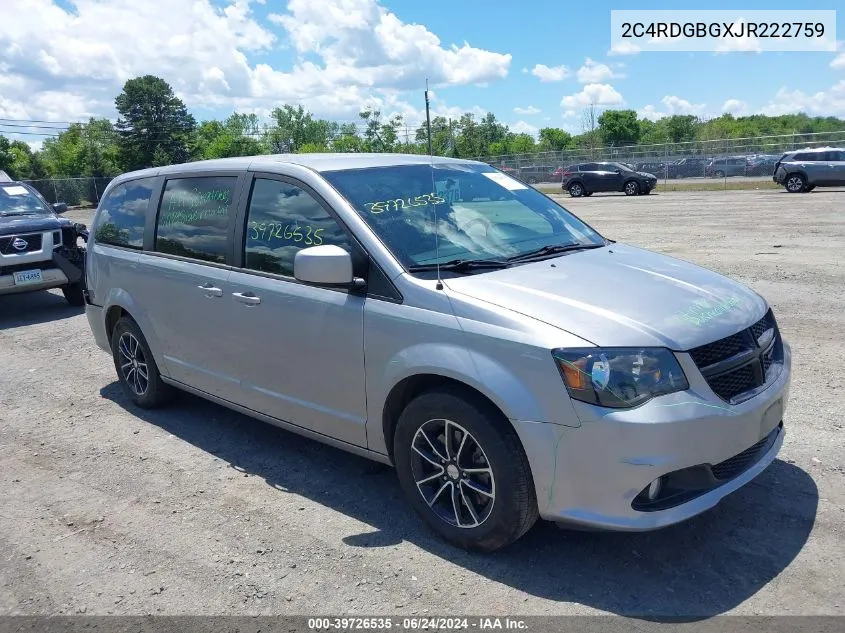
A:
0 183 53 217
322 163 606 270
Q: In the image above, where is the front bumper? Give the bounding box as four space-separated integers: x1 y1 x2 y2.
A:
0 267 68 295
513 341 791 530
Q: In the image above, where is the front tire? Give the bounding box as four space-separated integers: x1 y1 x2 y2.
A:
62 282 85 306
110 317 174 409
714 170 725 179
393 389 538 552
624 180 640 196
785 173 806 193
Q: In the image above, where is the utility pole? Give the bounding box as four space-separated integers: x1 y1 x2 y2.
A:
425 78 433 156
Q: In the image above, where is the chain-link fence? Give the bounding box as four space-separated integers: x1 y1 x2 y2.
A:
472 129 845 185
21 176 114 207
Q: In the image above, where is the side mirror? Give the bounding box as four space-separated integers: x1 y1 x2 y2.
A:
294 245 363 288
614 168 622 174
52 202 68 214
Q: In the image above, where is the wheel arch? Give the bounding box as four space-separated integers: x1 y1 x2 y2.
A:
101 290 169 375
382 374 513 465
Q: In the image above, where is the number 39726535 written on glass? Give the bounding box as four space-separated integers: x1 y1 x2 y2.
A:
249 221 324 245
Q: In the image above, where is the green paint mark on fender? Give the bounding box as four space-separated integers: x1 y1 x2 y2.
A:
675 296 741 327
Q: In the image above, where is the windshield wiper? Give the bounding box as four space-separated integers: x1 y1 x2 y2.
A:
506 242 606 262
408 258 511 273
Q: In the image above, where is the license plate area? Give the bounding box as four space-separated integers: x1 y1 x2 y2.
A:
13 269 44 286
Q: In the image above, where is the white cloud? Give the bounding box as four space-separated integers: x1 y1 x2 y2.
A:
0 0 512 125
560 83 624 108
637 95 706 120
760 81 845 117
833 42 845 69
607 41 640 56
576 58 620 83
530 64 571 82
722 99 748 116
510 120 539 137
513 105 540 115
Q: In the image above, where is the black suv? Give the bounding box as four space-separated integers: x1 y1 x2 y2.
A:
517 164 556 184
560 162 658 197
667 157 708 179
0 170 88 305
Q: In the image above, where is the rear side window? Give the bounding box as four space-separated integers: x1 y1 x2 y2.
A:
93 179 154 248
243 178 352 278
154 176 237 264
792 152 817 161
580 163 599 171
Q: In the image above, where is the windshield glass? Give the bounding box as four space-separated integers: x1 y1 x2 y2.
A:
322 162 606 269
611 162 635 172
0 183 53 217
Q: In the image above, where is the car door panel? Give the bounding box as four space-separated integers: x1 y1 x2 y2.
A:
136 171 247 401
229 174 368 447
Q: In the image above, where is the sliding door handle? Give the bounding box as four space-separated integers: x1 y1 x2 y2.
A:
232 292 261 306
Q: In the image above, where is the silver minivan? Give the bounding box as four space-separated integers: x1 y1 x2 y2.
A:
84 154 790 551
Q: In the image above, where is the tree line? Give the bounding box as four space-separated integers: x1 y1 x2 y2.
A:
2 74 845 187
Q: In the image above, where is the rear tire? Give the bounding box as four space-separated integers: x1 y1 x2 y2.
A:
62 282 85 306
714 170 725 179
785 173 806 193
568 182 585 197
110 317 174 409
393 388 538 552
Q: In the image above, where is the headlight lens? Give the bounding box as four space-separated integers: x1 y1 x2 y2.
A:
552 347 689 409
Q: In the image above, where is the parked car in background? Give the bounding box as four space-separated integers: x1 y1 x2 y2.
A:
773 146 845 193
517 165 557 184
0 170 88 305
561 162 658 197
746 154 780 177
706 157 747 178
634 161 667 178
84 153 790 552
667 157 709 179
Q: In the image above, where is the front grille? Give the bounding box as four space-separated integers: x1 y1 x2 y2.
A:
708 363 757 401
0 233 43 254
711 425 779 480
688 309 784 403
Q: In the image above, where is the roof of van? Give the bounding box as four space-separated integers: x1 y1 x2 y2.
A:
113 153 487 181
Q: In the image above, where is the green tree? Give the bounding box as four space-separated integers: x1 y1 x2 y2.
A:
664 115 698 143
194 113 266 159
598 109 640 147
330 123 364 153
266 105 336 153
538 128 572 151
507 133 536 154
115 75 196 170
359 108 403 152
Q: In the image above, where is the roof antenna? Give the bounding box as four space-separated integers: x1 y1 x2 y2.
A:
425 78 443 290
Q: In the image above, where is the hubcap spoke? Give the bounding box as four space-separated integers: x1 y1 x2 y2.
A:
419 428 448 462
119 333 148 396
450 482 462 526
427 481 450 507
412 443 442 468
414 469 444 486
459 484 480 526
461 478 494 498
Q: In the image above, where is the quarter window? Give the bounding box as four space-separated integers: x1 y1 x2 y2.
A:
93 179 154 249
154 176 237 264
243 178 352 278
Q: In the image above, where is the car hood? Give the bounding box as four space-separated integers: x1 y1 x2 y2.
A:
637 171 657 179
443 243 767 350
0 214 66 237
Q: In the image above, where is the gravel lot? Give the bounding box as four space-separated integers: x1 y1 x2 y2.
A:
1 189 843 619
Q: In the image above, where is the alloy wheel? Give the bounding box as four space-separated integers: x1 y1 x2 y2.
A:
625 181 638 195
410 418 495 529
786 175 804 192
118 332 149 396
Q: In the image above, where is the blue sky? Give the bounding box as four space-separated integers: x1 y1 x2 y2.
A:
1 0 844 143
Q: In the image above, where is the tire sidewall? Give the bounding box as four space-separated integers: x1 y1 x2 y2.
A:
624 180 639 196
393 391 535 551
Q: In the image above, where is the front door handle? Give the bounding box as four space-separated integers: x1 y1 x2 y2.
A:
197 283 223 297
232 291 261 306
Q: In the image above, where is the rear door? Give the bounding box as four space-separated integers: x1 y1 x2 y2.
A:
226 173 368 447
579 163 601 190
134 171 247 401
823 150 845 185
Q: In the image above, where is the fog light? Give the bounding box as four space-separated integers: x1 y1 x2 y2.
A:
647 477 663 501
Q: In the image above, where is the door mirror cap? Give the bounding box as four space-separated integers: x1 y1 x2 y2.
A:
52 202 68 214
294 244 362 288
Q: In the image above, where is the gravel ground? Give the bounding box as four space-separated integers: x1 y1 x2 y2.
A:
0 189 843 619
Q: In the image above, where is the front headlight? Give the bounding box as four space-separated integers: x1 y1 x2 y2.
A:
552 347 689 409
